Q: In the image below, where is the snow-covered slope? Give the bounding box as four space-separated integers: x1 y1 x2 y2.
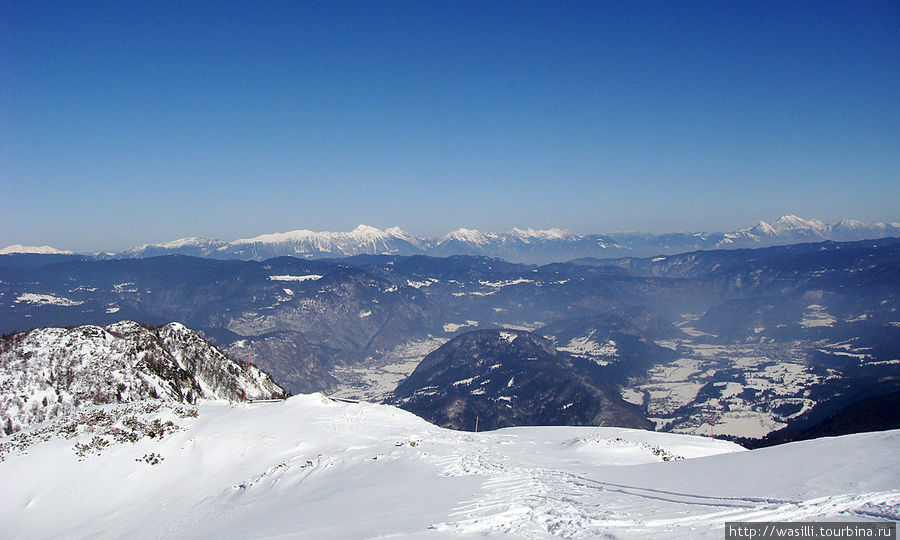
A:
225 224 423 259
0 395 895 538
118 238 227 258
0 321 285 434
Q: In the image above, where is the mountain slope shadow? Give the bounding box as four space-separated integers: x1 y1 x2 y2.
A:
392 329 648 431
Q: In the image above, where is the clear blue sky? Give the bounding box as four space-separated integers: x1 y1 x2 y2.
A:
2 1 898 252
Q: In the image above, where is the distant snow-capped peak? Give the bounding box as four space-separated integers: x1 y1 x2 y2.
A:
347 224 393 241
770 215 827 233
230 225 396 246
230 229 319 245
34 215 897 264
833 218 877 231
385 226 422 246
157 237 223 249
747 221 777 236
508 227 573 241
133 237 224 250
441 228 494 245
0 244 73 255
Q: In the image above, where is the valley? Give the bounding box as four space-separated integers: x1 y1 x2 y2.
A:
2 236 898 443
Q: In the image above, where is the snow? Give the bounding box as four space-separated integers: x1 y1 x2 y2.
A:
232 229 325 245
443 321 479 333
407 278 438 288
157 237 216 249
441 228 494 245
558 332 618 364
329 337 447 402
228 225 399 256
268 274 323 282
112 282 138 293
498 331 517 343
478 278 534 288
14 293 84 307
0 244 73 255
1 397 896 539
500 321 545 332
749 220 777 235
771 215 827 234
689 411 787 439
508 227 571 241
0 322 284 434
453 290 496 297
621 388 644 405
801 305 837 328
385 226 422 246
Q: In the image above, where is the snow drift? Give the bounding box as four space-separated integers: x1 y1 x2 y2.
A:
0 395 896 538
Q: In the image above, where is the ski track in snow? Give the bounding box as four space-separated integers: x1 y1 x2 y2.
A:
1 397 896 539
426 430 900 539
435 448 900 539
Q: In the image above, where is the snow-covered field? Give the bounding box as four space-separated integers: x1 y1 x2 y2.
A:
634 337 846 437
1 395 896 539
330 337 449 401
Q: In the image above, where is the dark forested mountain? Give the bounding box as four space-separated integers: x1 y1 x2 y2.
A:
392 329 649 431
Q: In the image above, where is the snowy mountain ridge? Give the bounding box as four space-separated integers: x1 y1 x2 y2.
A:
4 216 900 264
0 244 73 255
0 321 286 435
96 215 900 263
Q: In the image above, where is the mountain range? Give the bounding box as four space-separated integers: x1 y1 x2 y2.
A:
2 236 898 441
5 216 899 264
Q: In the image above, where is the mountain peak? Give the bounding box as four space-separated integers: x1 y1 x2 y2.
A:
393 329 648 431
748 221 776 235
0 244 73 255
770 215 827 235
508 227 572 241
54 215 899 264
349 224 389 238
0 321 286 434
385 226 422 246
442 228 492 245
231 229 317 245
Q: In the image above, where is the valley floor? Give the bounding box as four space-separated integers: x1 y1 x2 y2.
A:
1 396 897 539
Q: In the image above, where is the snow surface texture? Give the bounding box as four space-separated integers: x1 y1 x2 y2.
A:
1 395 896 539
0 321 285 434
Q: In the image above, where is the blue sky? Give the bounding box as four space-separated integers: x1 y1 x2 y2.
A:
2 1 898 252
